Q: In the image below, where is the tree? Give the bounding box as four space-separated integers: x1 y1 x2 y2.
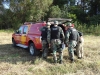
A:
0 0 53 29
89 0 100 16
30 0 53 21
10 0 53 22
49 5 61 18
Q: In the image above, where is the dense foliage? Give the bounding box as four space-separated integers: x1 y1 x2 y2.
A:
0 0 100 35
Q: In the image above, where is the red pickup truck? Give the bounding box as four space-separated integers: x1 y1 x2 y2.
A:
12 22 46 55
12 18 72 56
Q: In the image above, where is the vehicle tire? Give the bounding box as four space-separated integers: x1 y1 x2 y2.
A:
29 43 37 56
12 39 16 47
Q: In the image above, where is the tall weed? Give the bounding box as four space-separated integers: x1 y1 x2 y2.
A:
74 21 100 35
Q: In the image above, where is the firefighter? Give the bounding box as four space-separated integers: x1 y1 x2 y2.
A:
65 23 80 63
40 22 51 59
50 21 65 64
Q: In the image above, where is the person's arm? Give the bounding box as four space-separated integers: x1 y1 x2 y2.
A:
39 27 43 32
78 31 83 36
59 27 65 42
47 28 51 44
65 30 70 46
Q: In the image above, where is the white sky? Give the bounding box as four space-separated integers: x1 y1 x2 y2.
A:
2 0 81 9
2 1 10 9
75 0 81 5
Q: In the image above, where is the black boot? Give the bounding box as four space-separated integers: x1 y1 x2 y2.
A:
78 57 82 59
70 59 74 63
43 57 47 59
54 60 57 63
59 60 63 64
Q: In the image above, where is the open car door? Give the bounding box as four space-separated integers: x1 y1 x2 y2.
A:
48 18 72 24
48 18 72 34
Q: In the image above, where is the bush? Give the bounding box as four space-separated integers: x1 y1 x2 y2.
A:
49 5 62 18
74 21 100 35
89 15 100 25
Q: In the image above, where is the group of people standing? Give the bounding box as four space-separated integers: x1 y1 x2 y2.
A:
40 21 84 64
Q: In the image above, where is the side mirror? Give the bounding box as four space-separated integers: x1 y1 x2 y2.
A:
15 30 19 34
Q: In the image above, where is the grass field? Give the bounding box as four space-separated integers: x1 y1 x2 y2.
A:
0 31 100 75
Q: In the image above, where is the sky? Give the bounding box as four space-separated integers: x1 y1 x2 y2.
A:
2 0 10 9
75 0 81 5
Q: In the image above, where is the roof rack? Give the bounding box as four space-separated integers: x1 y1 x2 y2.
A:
48 18 72 21
24 21 46 25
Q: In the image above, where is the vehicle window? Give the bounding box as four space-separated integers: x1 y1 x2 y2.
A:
23 26 28 34
18 26 23 34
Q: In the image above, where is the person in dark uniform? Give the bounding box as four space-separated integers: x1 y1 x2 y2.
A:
40 22 51 59
50 21 65 64
65 23 80 63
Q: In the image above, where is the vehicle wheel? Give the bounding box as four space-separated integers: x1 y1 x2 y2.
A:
29 43 37 56
12 39 16 47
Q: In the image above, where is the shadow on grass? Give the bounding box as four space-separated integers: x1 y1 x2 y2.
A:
0 44 42 64
0 44 74 64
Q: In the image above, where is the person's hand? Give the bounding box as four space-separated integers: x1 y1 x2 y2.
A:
66 44 68 47
79 41 82 43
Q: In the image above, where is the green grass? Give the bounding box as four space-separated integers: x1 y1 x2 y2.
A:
0 31 100 75
0 29 14 33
